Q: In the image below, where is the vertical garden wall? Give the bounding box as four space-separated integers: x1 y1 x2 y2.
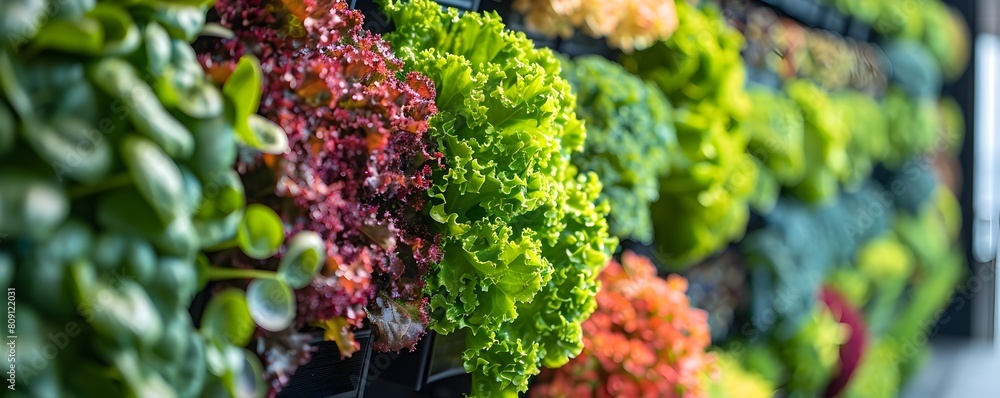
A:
0 0 970 397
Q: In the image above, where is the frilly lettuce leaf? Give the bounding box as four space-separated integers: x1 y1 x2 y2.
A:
383 0 616 396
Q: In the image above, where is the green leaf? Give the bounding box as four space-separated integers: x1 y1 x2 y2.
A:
0 173 68 239
204 344 266 398
200 22 235 39
277 230 325 289
245 278 295 332
222 55 263 146
86 279 164 348
45 220 94 262
121 135 187 223
87 3 140 55
178 165 203 215
51 78 100 120
155 65 201 109
195 253 212 291
93 232 128 271
158 215 200 258
19 246 75 317
236 204 284 259
159 320 207 398
49 0 94 20
383 1 617 394
21 117 113 184
96 187 166 237
0 51 33 118
244 114 288 154
195 209 243 249
147 256 199 312
186 115 237 178
123 237 157 284
87 58 194 158
30 18 104 54
176 80 224 119
68 255 98 303
96 187 197 256
152 4 206 42
234 349 266 398
0 0 48 45
201 289 255 347
194 169 244 220
145 22 173 76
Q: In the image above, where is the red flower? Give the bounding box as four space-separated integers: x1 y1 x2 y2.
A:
532 252 716 398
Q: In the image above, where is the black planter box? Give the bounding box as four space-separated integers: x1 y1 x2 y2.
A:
365 330 470 397
277 330 375 398
276 329 470 398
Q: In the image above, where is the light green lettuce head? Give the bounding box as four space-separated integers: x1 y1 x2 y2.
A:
383 0 617 396
622 0 757 267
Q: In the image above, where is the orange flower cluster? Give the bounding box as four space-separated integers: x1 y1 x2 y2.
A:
513 0 679 51
531 251 716 398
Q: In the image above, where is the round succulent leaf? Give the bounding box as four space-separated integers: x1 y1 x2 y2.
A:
277 230 325 289
200 288 254 347
236 204 284 259
245 278 295 332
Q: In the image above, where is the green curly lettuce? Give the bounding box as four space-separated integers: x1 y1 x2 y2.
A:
621 0 756 267
560 55 677 243
382 1 617 396
833 90 890 188
883 87 940 165
744 86 806 212
785 80 851 203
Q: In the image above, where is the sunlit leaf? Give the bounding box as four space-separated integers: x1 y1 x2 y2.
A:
277 231 325 289
201 288 255 347
236 204 284 259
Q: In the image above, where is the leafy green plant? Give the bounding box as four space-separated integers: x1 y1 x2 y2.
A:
560 55 677 243
709 351 775 398
779 305 848 398
382 0 617 395
743 85 806 212
783 80 850 204
832 90 890 188
883 87 941 166
740 182 891 339
621 0 757 267
0 0 287 396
